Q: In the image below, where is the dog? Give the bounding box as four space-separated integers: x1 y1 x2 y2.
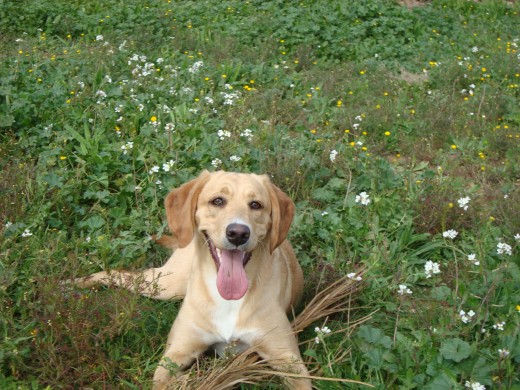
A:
74 170 312 389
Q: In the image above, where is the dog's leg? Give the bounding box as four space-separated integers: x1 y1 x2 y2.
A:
256 319 312 390
72 267 188 300
152 316 209 389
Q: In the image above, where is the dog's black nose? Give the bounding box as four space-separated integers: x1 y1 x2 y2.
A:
226 224 250 246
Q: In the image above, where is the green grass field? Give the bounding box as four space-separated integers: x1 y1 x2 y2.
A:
1 0 519 388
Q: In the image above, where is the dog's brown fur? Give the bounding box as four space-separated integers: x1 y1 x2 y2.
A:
74 171 311 389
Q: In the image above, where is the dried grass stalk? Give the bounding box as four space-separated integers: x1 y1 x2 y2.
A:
166 266 372 389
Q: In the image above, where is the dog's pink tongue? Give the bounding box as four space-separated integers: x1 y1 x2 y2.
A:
217 249 248 300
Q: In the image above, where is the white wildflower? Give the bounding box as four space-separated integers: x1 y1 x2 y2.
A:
217 130 231 140
424 260 441 278
148 166 160 175
493 321 505 331
497 242 512 256
457 196 471 211
211 158 222 168
5 221 13 229
467 254 480 266
314 326 332 343
121 141 133 154
459 310 476 324
498 349 510 358
442 229 458 239
129 53 139 62
465 381 485 390
96 35 104 41
162 160 175 172
347 272 362 281
398 285 412 295
220 91 240 105
329 149 338 162
240 128 253 141
229 155 241 162
355 192 371 206
21 229 33 237
188 60 204 74
514 233 520 242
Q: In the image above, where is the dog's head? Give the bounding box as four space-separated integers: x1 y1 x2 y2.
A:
164 170 295 300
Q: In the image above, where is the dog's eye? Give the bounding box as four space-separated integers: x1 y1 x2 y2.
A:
211 197 226 207
249 201 263 210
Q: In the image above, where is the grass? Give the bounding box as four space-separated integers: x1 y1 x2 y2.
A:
1 0 519 388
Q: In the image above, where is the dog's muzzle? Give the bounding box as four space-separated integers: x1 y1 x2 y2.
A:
204 231 252 301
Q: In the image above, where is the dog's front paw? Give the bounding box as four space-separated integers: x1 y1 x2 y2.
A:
152 366 171 390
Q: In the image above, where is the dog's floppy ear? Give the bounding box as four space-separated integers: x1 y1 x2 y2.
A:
164 171 211 248
268 180 295 253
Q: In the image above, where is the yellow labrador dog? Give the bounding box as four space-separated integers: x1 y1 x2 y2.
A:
74 170 311 389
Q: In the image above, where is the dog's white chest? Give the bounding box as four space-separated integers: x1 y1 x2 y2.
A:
210 297 258 356
212 296 243 341
196 274 259 353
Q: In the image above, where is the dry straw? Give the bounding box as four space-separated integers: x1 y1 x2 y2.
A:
167 266 373 389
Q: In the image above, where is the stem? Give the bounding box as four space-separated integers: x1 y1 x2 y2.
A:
453 245 459 306
393 301 402 347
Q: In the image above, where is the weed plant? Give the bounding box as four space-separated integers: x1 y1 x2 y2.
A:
1 0 519 389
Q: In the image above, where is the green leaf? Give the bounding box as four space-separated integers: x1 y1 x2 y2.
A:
303 349 318 359
430 285 451 301
42 173 63 188
423 373 456 390
78 215 105 230
364 348 385 369
358 325 392 349
311 187 336 202
0 113 14 127
412 161 429 172
440 338 471 362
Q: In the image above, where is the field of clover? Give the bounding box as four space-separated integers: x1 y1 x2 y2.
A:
1 0 519 389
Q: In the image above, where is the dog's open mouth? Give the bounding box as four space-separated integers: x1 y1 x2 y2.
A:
204 233 252 301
